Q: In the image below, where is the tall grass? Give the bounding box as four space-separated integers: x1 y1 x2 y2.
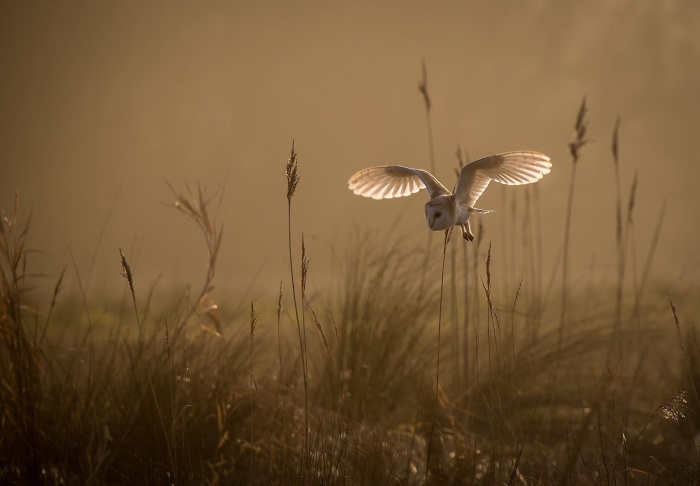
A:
417 61 437 304
558 96 590 352
0 193 43 484
611 116 625 339
1 109 699 485
426 228 453 479
285 140 311 477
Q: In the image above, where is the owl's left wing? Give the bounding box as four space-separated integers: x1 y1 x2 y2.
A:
454 151 551 207
348 165 450 200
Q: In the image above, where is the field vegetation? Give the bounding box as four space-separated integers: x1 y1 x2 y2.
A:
1 101 699 485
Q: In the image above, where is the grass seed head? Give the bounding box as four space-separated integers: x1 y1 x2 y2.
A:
286 140 299 203
277 281 282 322
301 234 310 295
119 247 135 295
660 389 688 422
311 306 333 366
627 171 638 225
418 60 431 111
612 115 621 165
569 96 590 163
250 301 259 341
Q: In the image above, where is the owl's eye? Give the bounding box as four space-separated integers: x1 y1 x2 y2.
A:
435 212 442 218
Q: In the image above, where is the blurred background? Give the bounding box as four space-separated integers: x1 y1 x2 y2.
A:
1 1 698 300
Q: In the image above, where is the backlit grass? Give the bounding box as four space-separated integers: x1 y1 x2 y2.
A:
1 119 699 485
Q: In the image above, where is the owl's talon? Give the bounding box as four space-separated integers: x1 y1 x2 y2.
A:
461 223 475 242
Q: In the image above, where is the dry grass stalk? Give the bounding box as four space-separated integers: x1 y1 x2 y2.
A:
249 301 260 473
310 307 331 364
418 59 435 175
284 140 310 475
168 183 224 334
608 116 633 363
286 140 299 203
417 61 436 308
426 227 452 480
119 248 140 335
559 96 590 348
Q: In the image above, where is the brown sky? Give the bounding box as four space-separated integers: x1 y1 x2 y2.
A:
1 1 699 301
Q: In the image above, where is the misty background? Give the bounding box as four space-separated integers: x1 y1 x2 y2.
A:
1 1 698 302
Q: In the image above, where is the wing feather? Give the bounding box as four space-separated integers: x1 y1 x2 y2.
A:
454 151 551 207
348 165 449 200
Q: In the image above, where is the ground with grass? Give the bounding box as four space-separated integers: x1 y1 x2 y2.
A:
2 124 700 485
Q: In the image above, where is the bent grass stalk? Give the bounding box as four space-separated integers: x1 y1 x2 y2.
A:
168 184 224 330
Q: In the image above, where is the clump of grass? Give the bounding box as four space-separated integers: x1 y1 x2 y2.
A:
320 230 438 422
0 192 43 484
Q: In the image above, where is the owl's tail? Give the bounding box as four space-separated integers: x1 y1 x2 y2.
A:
469 207 495 214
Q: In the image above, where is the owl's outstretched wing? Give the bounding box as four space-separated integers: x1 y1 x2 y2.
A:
454 151 551 207
348 165 450 200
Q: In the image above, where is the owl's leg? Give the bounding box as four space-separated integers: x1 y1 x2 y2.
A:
461 222 475 242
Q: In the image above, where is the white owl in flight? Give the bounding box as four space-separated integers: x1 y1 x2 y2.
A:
348 151 551 241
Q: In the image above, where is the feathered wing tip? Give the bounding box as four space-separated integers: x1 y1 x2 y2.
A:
348 166 428 200
456 151 552 208
493 151 552 185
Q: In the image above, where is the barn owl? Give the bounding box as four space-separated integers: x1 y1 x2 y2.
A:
348 151 551 241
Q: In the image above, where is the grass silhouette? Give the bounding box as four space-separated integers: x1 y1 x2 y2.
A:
1 105 698 484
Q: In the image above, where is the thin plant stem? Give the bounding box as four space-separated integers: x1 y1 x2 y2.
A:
551 97 589 439
558 96 589 352
300 235 310 459
419 59 436 175
418 60 436 305
285 140 308 473
426 228 452 479
250 301 259 475
559 163 576 341
612 116 625 336
632 200 666 316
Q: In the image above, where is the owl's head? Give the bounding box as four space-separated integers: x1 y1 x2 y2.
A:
425 196 455 231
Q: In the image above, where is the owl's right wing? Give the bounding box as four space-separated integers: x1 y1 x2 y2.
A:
454 151 551 207
348 165 450 200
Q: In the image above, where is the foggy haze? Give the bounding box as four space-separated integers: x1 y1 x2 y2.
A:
1 1 699 300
